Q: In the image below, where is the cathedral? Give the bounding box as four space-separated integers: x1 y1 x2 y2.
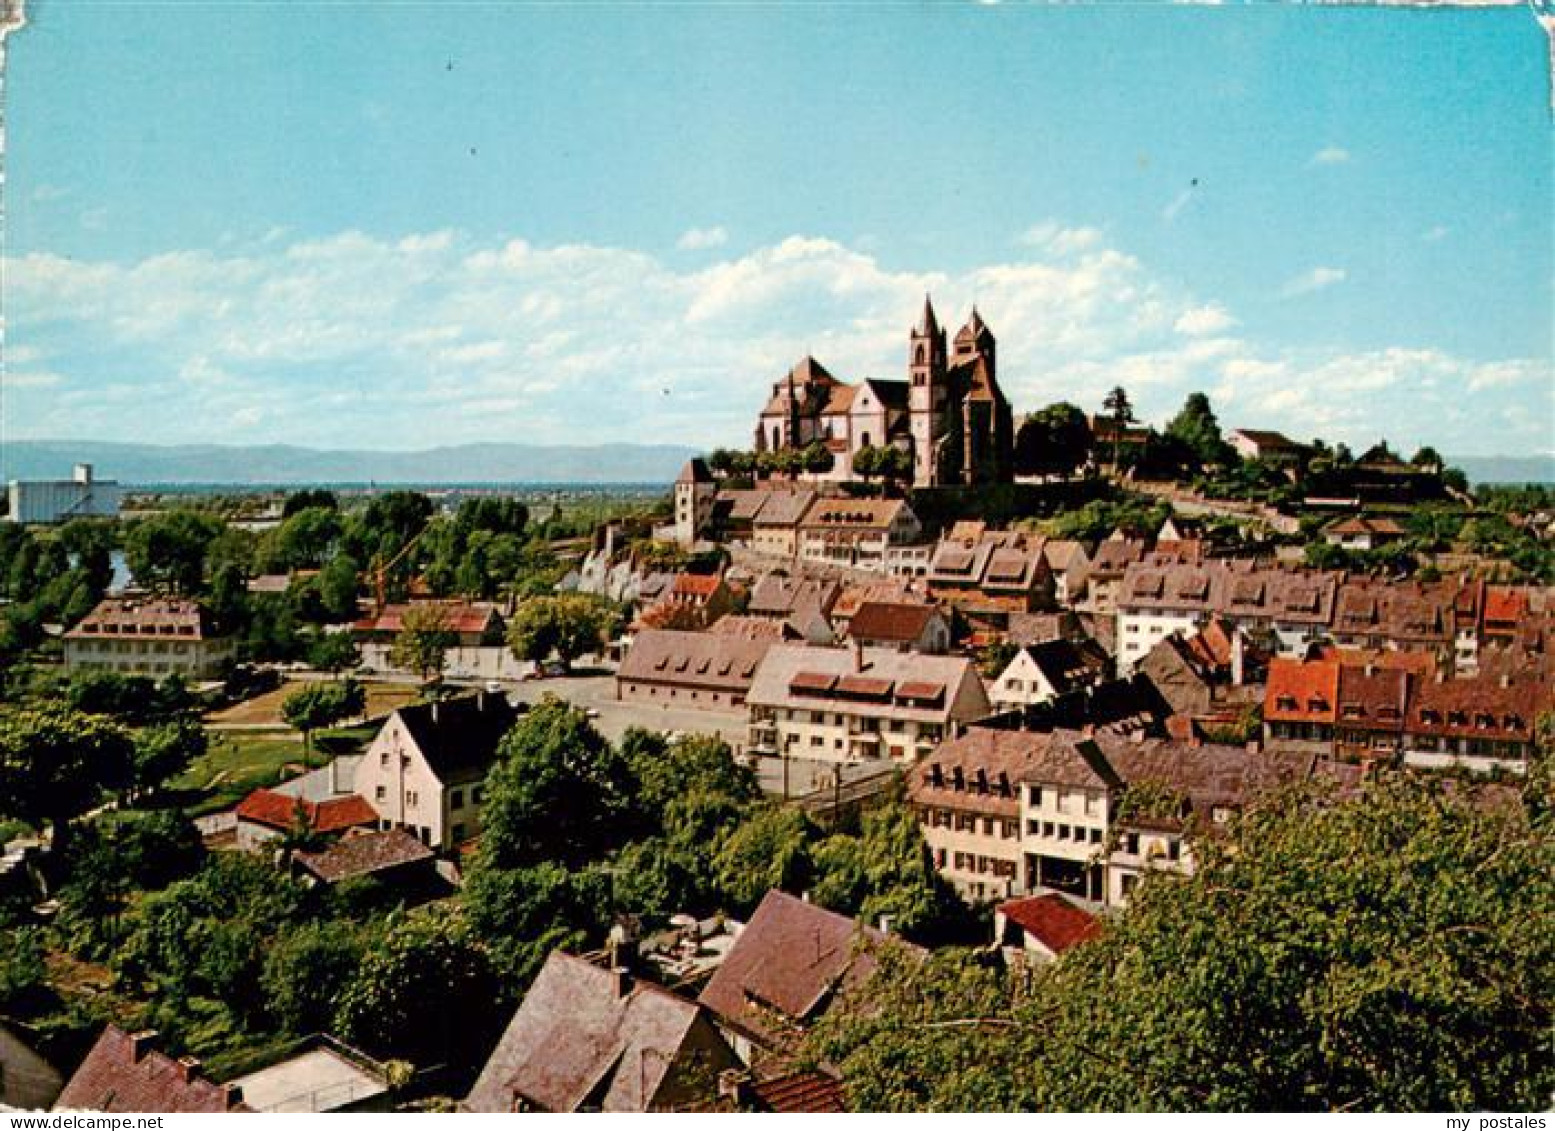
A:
753 297 1015 487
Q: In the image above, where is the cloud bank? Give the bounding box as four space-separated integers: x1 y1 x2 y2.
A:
4 227 1548 456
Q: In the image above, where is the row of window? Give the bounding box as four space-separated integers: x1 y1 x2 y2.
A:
935 848 1017 878
1026 819 1104 845
922 809 1019 839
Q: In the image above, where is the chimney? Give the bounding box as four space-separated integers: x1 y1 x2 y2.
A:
612 966 632 999
851 637 864 672
1364 662 1375 678
430 701 439 725
1499 673 1511 689
128 1030 158 1062
176 1056 203 1083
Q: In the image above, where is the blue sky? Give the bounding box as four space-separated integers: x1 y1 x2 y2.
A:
4 2 1551 456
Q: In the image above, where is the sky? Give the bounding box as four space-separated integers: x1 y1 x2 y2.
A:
3 1 1552 458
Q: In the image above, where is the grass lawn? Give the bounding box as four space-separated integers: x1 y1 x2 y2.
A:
168 732 311 816
206 677 419 726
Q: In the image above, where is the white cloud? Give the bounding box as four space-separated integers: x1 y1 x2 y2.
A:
676 226 729 251
3 227 1544 456
1173 304 1237 336
1310 146 1351 166
1019 222 1103 256
1281 266 1346 297
1422 225 1450 243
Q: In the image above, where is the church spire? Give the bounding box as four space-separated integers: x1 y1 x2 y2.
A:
916 294 940 336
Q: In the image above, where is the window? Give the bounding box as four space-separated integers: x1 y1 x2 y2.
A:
452 823 466 842
406 791 419 808
450 789 464 810
473 787 485 804
1028 786 1042 807
1043 821 1054 837
1089 828 1102 845
375 786 386 803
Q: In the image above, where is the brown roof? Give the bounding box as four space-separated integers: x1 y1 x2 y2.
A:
468 951 726 1112
751 1070 846 1113
997 893 1101 954
65 598 213 641
751 490 816 529
697 891 894 1051
354 600 502 636
1326 515 1407 537
1408 673 1546 743
670 572 726 600
1231 428 1301 449
847 601 941 644
799 498 908 532
747 574 841 618
709 615 793 641
905 729 1041 817
294 828 435 883
1336 664 1412 731
235 789 379 835
618 629 772 691
56 1027 249 1113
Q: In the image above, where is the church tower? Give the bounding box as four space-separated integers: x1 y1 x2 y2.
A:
908 295 948 486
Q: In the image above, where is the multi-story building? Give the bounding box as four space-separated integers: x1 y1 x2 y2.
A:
753 298 1014 488
63 598 234 679
745 643 990 773
672 458 717 547
749 490 816 559
988 639 1111 712
615 628 772 713
796 497 925 573
926 529 1054 615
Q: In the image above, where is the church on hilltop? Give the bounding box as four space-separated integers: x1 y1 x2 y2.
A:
753 298 1015 488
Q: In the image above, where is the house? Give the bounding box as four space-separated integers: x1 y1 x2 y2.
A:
905 728 1032 900
1402 672 1545 775
989 639 1111 712
226 1035 395 1113
1262 656 1340 752
797 498 925 574
233 788 379 853
1228 428 1305 466
0 1022 64 1110
55 1027 249 1113
293 827 438 889
1079 537 1150 617
926 530 1054 616
993 893 1100 963
615 629 773 713
1039 539 1091 606
745 644 990 789
1135 617 1260 719
697 890 897 1064
753 298 1014 488
63 598 234 679
661 572 737 625
353 692 521 851
467 951 739 1112
5 463 121 524
827 578 925 636
749 490 817 559
845 601 951 654
1324 515 1408 551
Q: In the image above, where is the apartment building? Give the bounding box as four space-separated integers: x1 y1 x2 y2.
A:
796 498 925 573
63 598 234 679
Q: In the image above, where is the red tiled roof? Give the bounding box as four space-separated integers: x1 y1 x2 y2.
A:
353 601 500 635
235 788 379 834
672 573 725 599
1264 657 1339 723
56 1027 249 1113
66 598 212 641
751 1071 846 1113
997 893 1101 955
1483 587 1527 626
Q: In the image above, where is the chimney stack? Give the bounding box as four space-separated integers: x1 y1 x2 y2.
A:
851 637 864 673
612 966 632 999
177 1056 203 1083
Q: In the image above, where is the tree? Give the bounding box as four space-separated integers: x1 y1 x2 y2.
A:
714 804 816 912
388 603 456 683
506 594 619 673
281 679 366 756
1103 386 1135 425
124 510 224 595
334 906 502 1068
273 507 342 571
132 717 208 799
263 921 364 1036
813 776 1555 1111
851 445 883 484
1410 446 1443 471
1014 402 1092 478
801 441 836 476
0 705 134 858
282 488 339 519
1165 391 1234 469
307 630 361 676
474 697 635 871
316 553 362 622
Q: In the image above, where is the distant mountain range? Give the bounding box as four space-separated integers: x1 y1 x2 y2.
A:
1451 455 1555 486
1 440 702 486
3 440 1548 488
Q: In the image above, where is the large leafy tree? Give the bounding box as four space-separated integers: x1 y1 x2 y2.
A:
1166 391 1234 469
814 776 1554 1112
0 704 135 857
281 679 366 755
124 510 224 595
506 594 619 672
1014 402 1092 478
388 603 456 683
